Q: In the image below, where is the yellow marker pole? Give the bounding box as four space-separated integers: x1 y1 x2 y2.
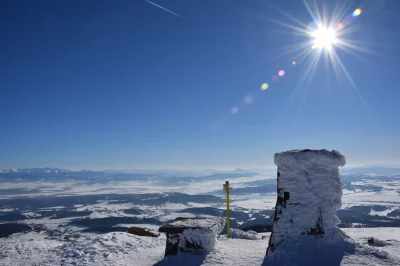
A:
224 181 230 237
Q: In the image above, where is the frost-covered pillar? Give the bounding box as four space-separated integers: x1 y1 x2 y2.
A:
267 149 346 255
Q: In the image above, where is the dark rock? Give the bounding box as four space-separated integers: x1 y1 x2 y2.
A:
69 217 161 227
127 227 158 237
164 233 180 256
0 223 31 238
82 226 129 233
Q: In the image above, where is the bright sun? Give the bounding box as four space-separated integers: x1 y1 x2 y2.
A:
267 3 368 110
311 26 337 50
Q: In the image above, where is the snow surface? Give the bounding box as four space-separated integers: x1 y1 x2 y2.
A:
231 197 277 210
344 227 400 261
369 206 398 217
0 174 271 199
264 228 400 266
1 228 399 265
0 231 166 266
229 228 261 240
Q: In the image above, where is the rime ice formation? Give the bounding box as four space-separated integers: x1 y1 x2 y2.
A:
267 149 346 254
159 217 225 257
229 228 261 240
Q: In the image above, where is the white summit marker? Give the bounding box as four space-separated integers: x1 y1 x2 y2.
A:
267 149 346 254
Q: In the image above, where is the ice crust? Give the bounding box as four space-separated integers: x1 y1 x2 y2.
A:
165 218 225 252
168 218 224 231
179 228 219 252
269 149 346 250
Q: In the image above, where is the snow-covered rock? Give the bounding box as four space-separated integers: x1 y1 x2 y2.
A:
159 217 225 256
179 228 219 252
229 228 260 240
162 217 225 230
268 149 346 254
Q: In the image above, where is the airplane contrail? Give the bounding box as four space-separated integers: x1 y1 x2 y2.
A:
145 0 186 20
215 33 228 40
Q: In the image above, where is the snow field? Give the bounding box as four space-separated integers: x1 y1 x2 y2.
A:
1 228 400 265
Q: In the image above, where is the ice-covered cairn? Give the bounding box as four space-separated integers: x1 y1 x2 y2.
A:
267 149 346 254
159 217 225 257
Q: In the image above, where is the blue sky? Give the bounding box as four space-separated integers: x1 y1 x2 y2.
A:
1 0 399 170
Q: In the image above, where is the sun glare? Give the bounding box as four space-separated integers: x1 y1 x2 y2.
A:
311 26 337 50
266 4 368 111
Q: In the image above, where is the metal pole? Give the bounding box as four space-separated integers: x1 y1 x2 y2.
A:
224 181 230 237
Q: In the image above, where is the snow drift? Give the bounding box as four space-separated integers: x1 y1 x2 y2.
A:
267 149 346 254
229 228 260 240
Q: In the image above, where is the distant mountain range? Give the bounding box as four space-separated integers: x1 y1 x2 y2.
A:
0 167 260 182
340 166 400 175
1 165 399 182
1 168 71 174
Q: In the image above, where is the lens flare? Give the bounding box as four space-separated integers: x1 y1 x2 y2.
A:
292 61 297 65
231 107 239 114
266 1 370 115
278 70 285 77
311 26 337 50
244 95 253 104
352 8 362 17
272 75 279 82
261 83 269 90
